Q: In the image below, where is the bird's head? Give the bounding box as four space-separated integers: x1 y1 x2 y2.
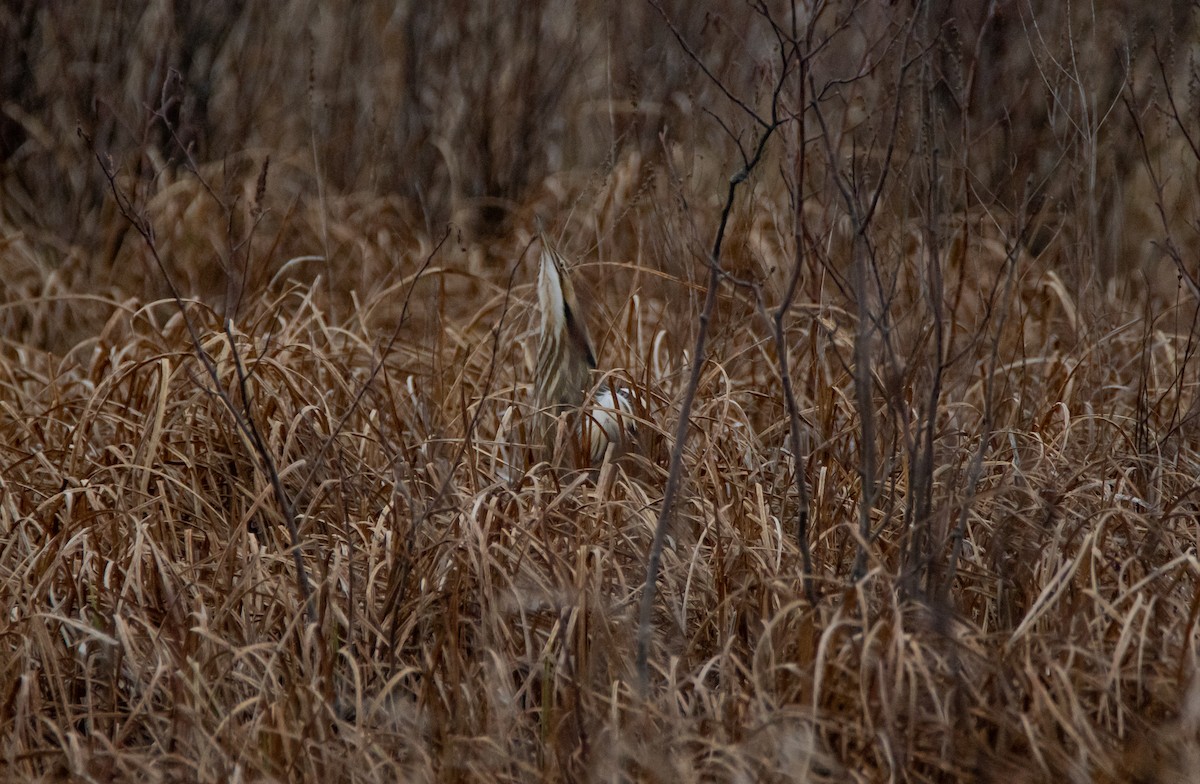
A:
535 245 598 429
537 247 596 379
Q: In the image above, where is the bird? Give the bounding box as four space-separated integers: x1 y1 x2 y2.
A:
534 243 638 465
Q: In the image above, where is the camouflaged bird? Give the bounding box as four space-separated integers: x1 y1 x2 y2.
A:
535 244 638 465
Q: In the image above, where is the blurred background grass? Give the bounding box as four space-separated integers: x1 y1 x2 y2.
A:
2 1 1193 282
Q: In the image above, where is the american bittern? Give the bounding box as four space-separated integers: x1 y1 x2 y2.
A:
535 245 637 464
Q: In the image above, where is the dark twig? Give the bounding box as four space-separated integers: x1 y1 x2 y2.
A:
773 54 815 605
805 11 919 581
646 0 769 129
636 4 802 691
83 130 318 626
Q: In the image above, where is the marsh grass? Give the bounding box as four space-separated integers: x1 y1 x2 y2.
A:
3 1 1200 781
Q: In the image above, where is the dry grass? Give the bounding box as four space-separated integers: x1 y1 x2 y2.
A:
4 1 1200 781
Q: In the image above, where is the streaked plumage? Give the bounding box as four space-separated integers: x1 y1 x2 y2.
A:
535 246 637 464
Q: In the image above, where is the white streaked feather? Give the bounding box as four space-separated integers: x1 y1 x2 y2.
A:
535 241 648 467
537 250 566 332
580 384 640 464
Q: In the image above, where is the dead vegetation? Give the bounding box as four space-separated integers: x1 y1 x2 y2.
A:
3 1 1200 781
